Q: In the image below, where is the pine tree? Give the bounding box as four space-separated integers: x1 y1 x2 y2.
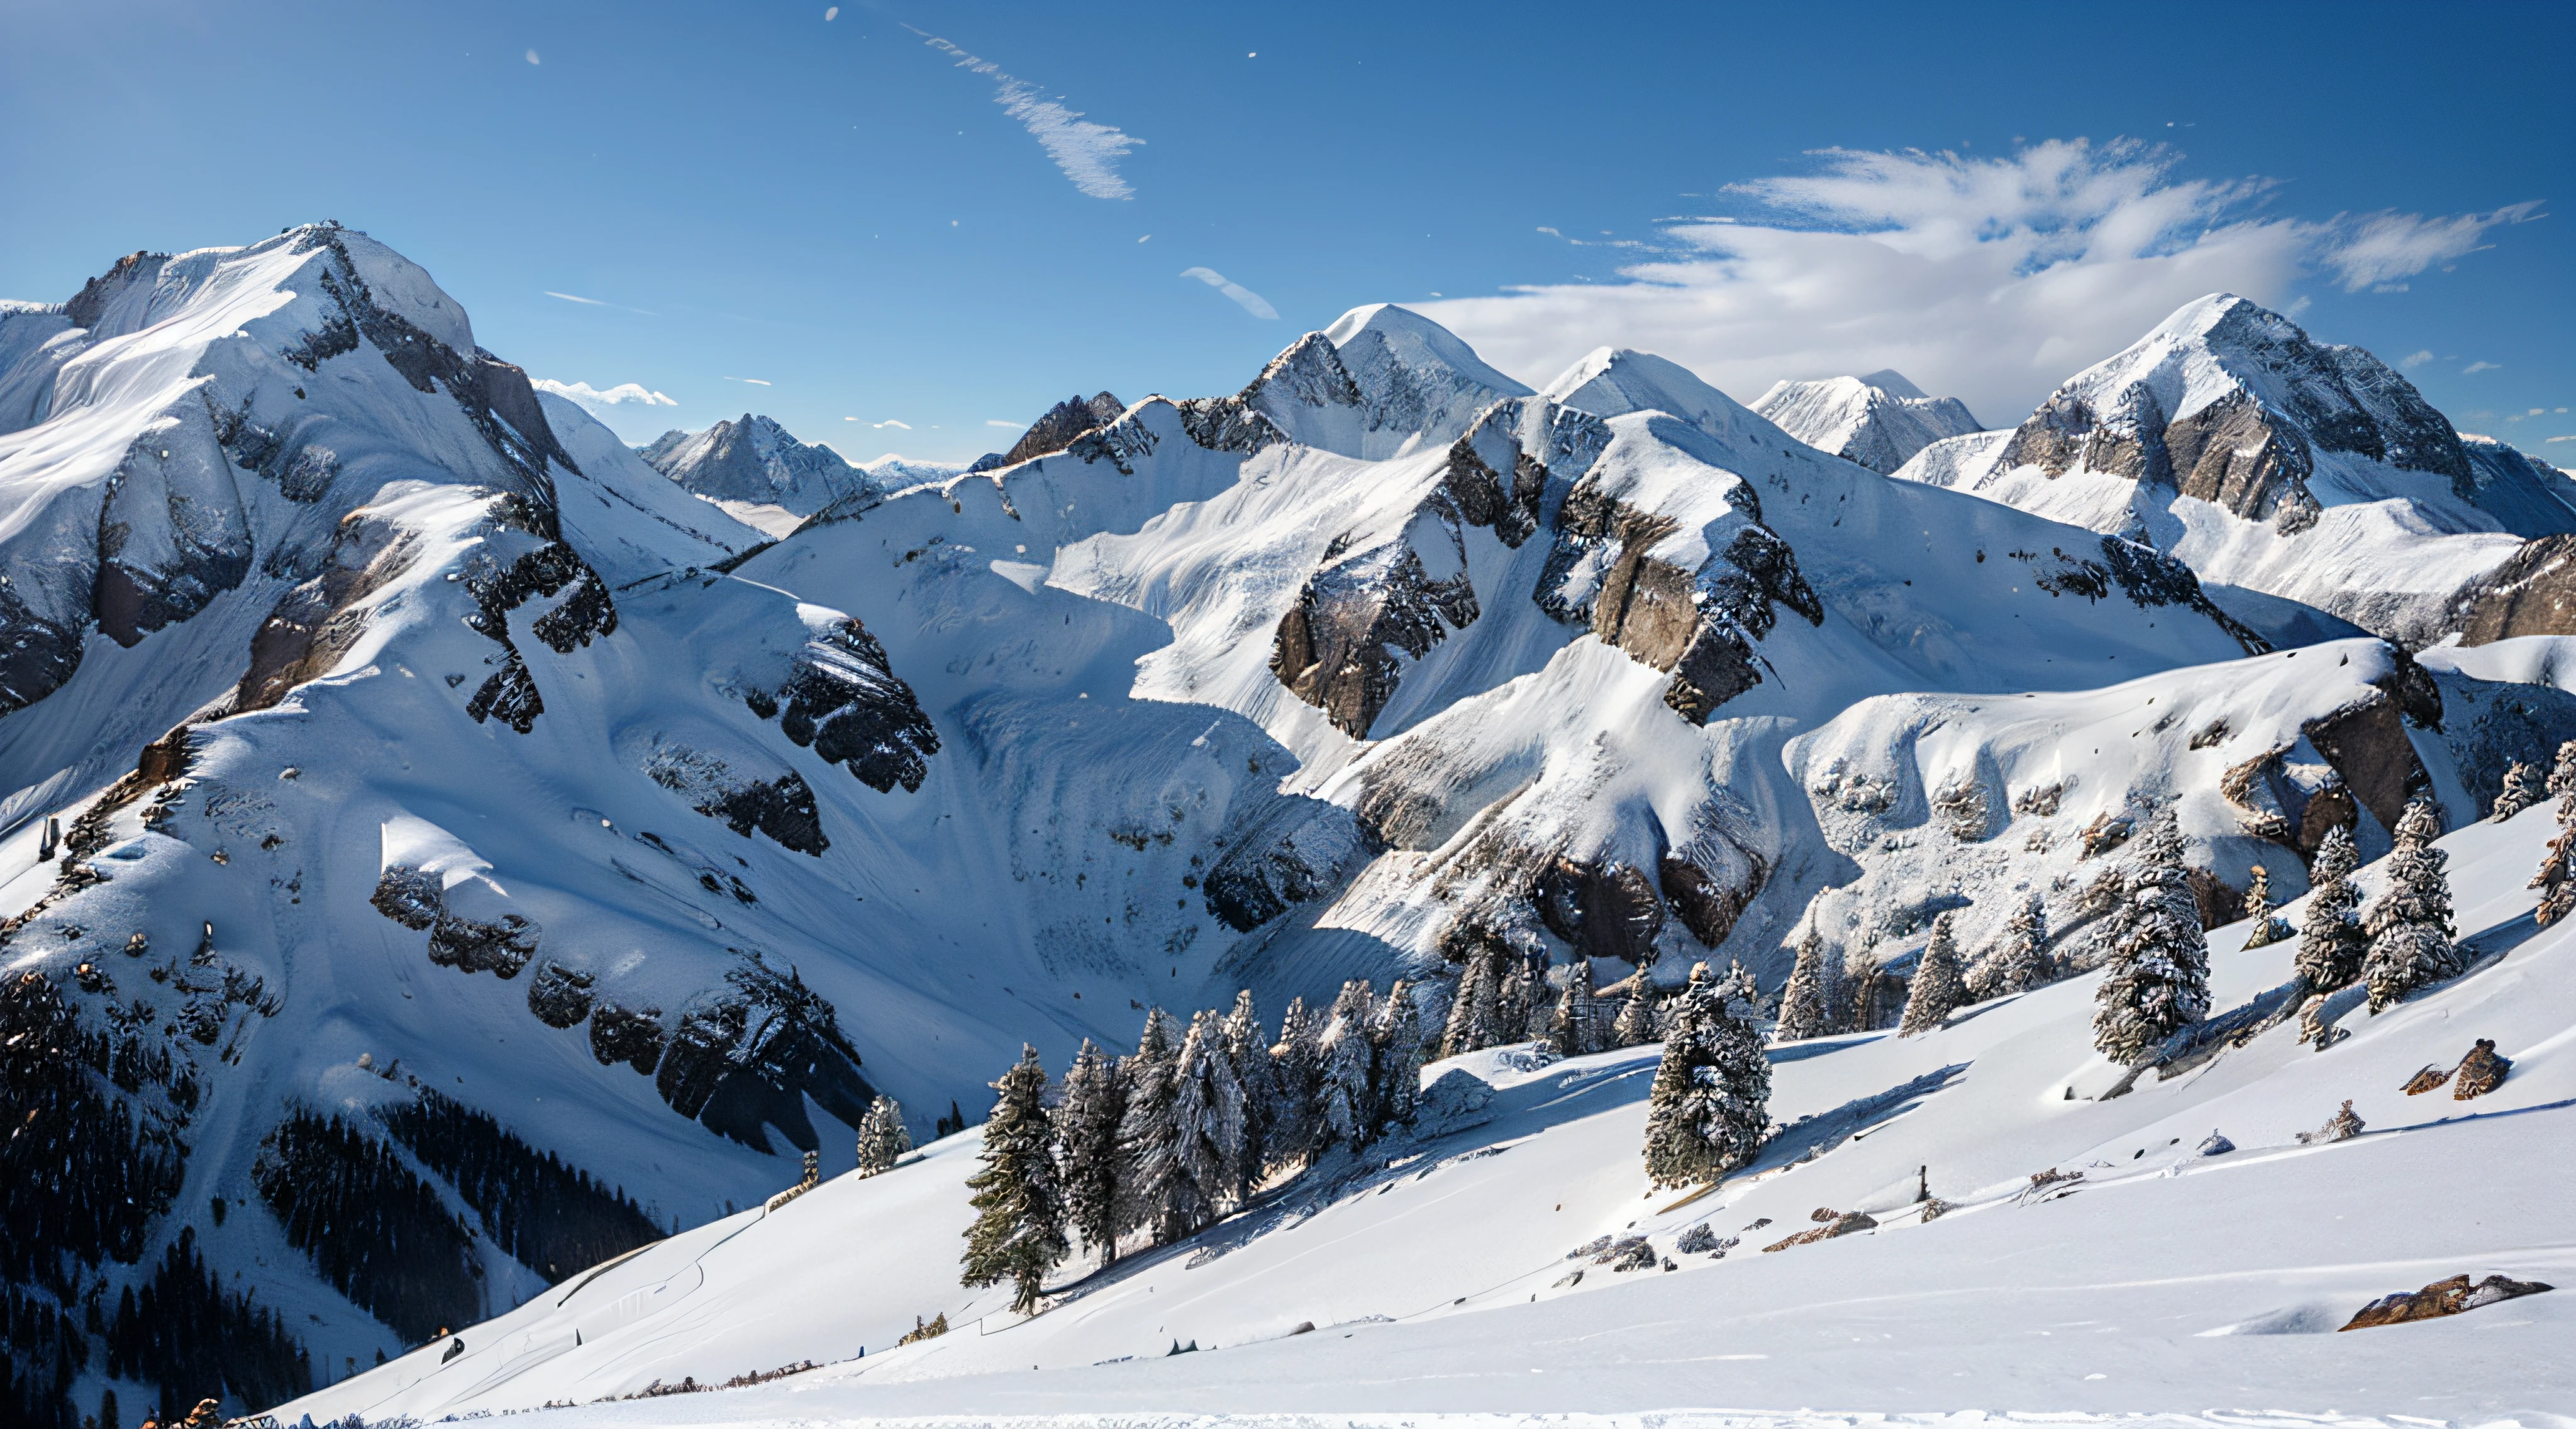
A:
1113 1009 1182 1244
1550 958 1598 1057
1219 991 1272 1199
2238 864 2290 948
1495 958 1532 1045
2364 796 2460 1014
958 1045 1069 1315
1990 893 2048 996
1640 962 1772 1189
854 1094 912 1176
1611 976 1660 1048
1772 931 1829 1042
1369 979 1424 1137
1163 1009 1242 1237
2548 738 2576 809
1267 997 1322 1169
2491 760 2545 821
1438 937 1503 1059
1899 912 1967 1036
2089 809 2212 1063
1051 1040 1125 1269
1315 980 1375 1152
2296 824 2368 991
2533 811 2576 927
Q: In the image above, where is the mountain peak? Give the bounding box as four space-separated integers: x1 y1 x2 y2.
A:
1321 304 1531 400
641 413 861 521
1752 370 1984 474
1540 347 1778 454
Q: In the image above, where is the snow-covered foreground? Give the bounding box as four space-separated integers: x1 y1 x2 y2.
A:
280 806 2576 1423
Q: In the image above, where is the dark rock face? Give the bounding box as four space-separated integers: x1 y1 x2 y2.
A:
1270 528 1479 740
2165 390 2311 521
525 963 597 1028
2449 535 2576 643
650 967 875 1154
2303 694 2429 836
697 770 828 855
0 584 85 717
999 392 1124 467
769 617 941 794
2096 537 2271 655
640 414 860 511
426 909 541 979
589 1003 666 1074
1535 859 1664 965
238 515 424 712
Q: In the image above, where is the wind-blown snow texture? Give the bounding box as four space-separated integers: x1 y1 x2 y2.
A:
3 232 2571 1422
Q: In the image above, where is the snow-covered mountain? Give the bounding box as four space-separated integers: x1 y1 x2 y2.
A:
640 413 868 533
1753 369 1985 474
1891 296 2576 644
4 230 2572 1425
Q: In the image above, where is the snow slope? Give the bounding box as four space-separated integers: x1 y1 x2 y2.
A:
1890 296 2573 645
282 791 2576 1422
7 234 2573 1425
1752 369 1985 475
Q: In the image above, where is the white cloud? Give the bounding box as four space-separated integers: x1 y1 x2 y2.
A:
525 49 540 65
1414 140 2540 424
1181 267 1279 320
2402 350 2435 367
2319 202 2543 292
2465 361 2502 374
2548 435 2574 443
544 291 605 306
824 6 838 18
531 379 675 408
875 420 912 430
722 375 772 386
986 419 1024 428
910 30 1143 200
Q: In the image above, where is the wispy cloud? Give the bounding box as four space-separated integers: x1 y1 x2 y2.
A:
874 419 912 430
2465 361 2502 374
545 290 603 306
986 419 1024 428
722 376 772 386
1418 140 2543 422
909 28 1143 200
1181 267 1279 320
2321 202 2544 291
531 379 675 408
2402 350 2435 367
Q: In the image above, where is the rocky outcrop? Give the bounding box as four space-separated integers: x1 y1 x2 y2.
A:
2448 535 2576 643
756 617 940 794
1271 526 1479 740
999 392 1124 467
2340 1273 2550 1330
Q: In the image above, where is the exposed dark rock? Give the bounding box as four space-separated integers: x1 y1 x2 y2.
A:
526 963 597 1028
1660 848 1766 949
2448 535 2576 644
2096 537 2271 655
771 617 940 794
370 866 443 930
2302 694 2429 835
695 770 828 855
2164 389 2312 520
1201 803 1357 932
2340 1273 2550 1330
426 909 540 979
238 518 423 712
64 250 166 329
1000 392 1124 466
1270 521 1479 739
1534 859 1665 964
466 651 545 732
589 1003 666 1074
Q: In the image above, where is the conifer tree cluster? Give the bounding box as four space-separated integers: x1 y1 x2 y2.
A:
2089 809 2211 1064
1442 926 1655 1058
1772 930 1831 1043
1641 962 1772 1189
2490 759 2545 821
958 983 1432 1308
1989 893 2050 996
2363 796 2459 1013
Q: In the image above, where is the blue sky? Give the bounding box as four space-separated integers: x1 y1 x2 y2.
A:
3 0 2568 464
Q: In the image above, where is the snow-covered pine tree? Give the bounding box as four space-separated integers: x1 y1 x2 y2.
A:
1314 980 1375 1152
1113 1008 1182 1244
2363 796 2460 1014
1219 990 1272 1199
1773 931 1829 1043
2549 738 2576 810
2491 760 2545 821
2089 809 2212 1064
1162 1009 1242 1238
1611 975 1660 1048
2533 805 2576 928
1438 936 1504 1059
958 1045 1070 1315
1899 912 1967 1036
1051 1039 1124 1269
1268 997 1323 1169
1550 958 1597 1057
854 1094 912 1176
1639 962 1772 1189
1368 979 1424 1137
2239 865 2288 948
1990 893 2048 996
2296 823 2367 991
